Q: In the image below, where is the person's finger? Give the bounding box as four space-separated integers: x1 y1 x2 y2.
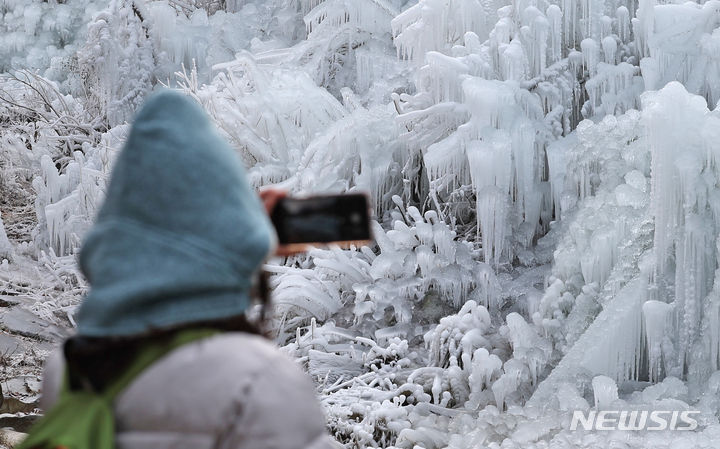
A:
258 189 306 256
274 244 310 257
258 188 287 215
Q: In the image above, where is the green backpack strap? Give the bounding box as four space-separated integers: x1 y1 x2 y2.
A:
19 328 219 449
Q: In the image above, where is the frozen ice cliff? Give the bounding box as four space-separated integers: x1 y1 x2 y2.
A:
2 0 720 448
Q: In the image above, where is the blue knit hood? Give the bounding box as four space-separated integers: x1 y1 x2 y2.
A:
76 90 274 337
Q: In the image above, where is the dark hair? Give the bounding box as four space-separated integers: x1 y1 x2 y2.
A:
65 271 272 393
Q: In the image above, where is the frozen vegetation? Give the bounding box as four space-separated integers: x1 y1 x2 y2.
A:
2 0 720 448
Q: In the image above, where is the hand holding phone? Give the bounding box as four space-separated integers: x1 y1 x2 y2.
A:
260 190 372 255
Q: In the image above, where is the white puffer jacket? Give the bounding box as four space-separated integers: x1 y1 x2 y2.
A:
41 333 340 449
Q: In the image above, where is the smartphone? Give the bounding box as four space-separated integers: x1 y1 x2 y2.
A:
270 193 372 246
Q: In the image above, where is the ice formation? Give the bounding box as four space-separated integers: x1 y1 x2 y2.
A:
177 54 349 185
0 212 14 260
532 81 720 412
5 0 720 448
643 299 673 382
591 375 618 409
644 82 718 377
78 1 155 126
390 0 657 270
637 1 720 108
0 0 105 75
392 0 487 62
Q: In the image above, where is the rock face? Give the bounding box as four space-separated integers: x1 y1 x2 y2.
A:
1 292 66 435
0 326 44 437
0 333 26 355
0 428 27 448
1 308 66 343
0 392 38 414
0 414 37 433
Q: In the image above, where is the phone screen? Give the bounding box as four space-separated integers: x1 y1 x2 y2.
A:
270 194 371 245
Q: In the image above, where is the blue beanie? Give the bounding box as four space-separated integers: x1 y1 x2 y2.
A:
76 90 274 337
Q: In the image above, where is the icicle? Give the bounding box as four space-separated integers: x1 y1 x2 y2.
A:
709 294 720 371
529 13 549 77
675 214 714 371
580 0 603 40
0 211 13 260
424 134 470 190
634 0 656 58
476 188 508 266
494 6 513 45
299 0 326 15
429 210 457 262
489 7 514 77
466 135 513 196
640 82 720 382
568 49 584 78
580 38 599 76
600 15 613 41
512 122 540 236
355 49 373 93
23 3 42 37
452 0 487 43
562 0 577 49
466 347 502 410
602 36 617 65
506 313 550 386
465 134 511 265
580 219 625 286
529 279 649 407
643 300 673 382
304 0 370 37
584 61 640 118
500 40 526 81
475 262 500 310
425 51 470 103
616 6 630 43
546 136 570 220
391 0 485 63
643 82 708 274
592 375 618 409
546 5 563 64
40 155 62 203
492 360 523 410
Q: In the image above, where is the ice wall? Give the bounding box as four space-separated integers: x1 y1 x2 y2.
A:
636 1 720 108
177 55 348 184
303 0 399 94
532 82 720 406
13 3 720 435
147 1 302 84
393 0 668 268
77 0 155 127
643 82 720 379
248 0 403 97
393 0 647 266
0 0 105 76
34 129 125 257
152 0 720 439
392 0 488 61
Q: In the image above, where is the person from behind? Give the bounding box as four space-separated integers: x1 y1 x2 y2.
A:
26 90 339 449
